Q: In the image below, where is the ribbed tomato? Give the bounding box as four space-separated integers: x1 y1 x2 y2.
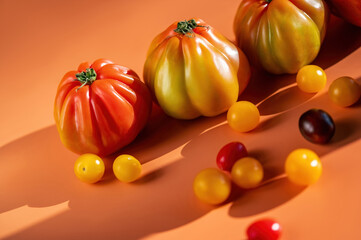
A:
54 59 151 156
324 0 361 27
144 18 251 119
234 0 329 74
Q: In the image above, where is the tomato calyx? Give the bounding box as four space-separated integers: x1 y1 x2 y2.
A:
174 19 208 37
75 68 97 91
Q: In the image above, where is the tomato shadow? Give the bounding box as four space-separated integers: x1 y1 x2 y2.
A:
257 86 316 116
0 126 76 214
0 101 231 239
111 103 227 165
181 91 361 218
2 13 361 240
0 122 217 239
2 84 360 240
239 68 294 106
313 16 361 69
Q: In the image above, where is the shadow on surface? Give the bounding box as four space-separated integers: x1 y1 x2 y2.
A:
257 86 315 116
113 104 227 164
2 14 361 240
0 123 216 240
181 90 361 218
313 16 361 69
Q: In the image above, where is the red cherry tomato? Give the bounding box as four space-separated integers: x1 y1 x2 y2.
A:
247 219 282 240
216 142 248 172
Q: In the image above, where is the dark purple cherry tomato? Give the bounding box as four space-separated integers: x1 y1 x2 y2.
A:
247 219 282 240
299 109 335 144
216 142 248 172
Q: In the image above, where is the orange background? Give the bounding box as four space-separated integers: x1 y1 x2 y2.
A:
1 0 361 239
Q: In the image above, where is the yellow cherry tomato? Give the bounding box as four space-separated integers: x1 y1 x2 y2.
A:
296 65 327 93
231 157 263 189
285 149 322 186
193 168 231 205
74 154 105 183
328 76 361 107
227 101 260 132
113 154 142 183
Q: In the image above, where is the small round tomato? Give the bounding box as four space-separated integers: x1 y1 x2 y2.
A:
227 101 260 132
247 219 282 240
299 109 335 144
285 149 322 186
231 157 263 189
328 76 361 107
113 154 142 183
216 142 248 172
74 154 105 183
296 65 327 93
193 168 231 205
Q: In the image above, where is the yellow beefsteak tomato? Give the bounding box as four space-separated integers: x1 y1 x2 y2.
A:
234 0 329 74
144 18 251 119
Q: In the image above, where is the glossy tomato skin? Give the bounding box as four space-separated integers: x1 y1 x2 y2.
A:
144 18 251 120
324 0 361 27
296 65 327 93
54 59 152 156
227 101 260 132
193 168 231 205
247 219 282 240
285 148 322 186
231 157 263 189
216 142 248 172
113 154 142 183
234 0 329 74
299 109 335 144
328 76 361 107
74 154 105 184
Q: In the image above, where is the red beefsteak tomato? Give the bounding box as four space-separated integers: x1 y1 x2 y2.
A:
324 0 361 27
54 59 152 156
234 0 329 74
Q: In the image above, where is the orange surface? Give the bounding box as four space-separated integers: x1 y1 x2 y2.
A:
1 0 361 239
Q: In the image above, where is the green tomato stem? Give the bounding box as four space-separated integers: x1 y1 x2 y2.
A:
75 68 97 91
174 19 208 36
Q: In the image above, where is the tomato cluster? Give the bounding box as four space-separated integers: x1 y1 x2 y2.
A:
296 65 360 145
53 0 361 238
74 153 142 184
193 140 324 240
